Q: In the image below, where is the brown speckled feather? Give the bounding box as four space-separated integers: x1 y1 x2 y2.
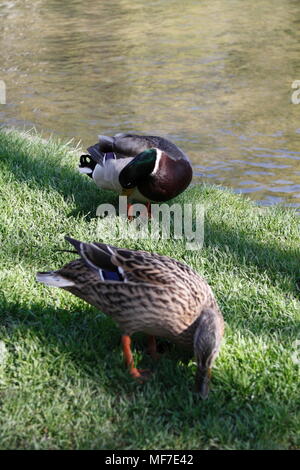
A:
39 238 222 351
37 237 225 397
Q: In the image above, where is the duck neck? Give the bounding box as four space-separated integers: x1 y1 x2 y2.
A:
193 307 223 398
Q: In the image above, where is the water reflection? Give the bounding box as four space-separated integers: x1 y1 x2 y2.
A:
1 0 300 206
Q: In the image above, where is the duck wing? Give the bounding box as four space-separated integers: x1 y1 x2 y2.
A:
98 134 189 161
65 236 186 286
64 237 215 312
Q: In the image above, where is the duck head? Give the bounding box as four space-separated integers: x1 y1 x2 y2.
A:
193 308 224 399
119 148 158 189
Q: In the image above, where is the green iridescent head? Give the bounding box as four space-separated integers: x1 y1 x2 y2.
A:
119 148 157 189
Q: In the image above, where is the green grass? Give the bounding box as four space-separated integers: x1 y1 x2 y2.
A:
0 128 299 450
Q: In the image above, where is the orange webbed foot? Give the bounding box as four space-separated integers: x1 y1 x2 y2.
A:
130 367 152 382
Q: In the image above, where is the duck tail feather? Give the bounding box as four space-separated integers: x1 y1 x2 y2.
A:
87 143 105 164
36 271 74 287
98 135 114 153
65 236 82 253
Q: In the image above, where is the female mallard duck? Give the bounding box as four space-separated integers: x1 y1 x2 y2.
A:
36 236 224 398
78 133 193 204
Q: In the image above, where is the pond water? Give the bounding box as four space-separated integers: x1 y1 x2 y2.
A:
1 0 300 206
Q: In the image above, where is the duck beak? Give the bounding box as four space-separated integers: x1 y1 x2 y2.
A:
195 367 211 399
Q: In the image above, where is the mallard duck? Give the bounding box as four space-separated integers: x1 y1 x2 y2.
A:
36 236 224 398
78 133 193 205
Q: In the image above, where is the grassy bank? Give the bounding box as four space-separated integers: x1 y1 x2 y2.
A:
0 128 299 450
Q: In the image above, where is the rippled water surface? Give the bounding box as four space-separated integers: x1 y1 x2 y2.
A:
1 0 300 206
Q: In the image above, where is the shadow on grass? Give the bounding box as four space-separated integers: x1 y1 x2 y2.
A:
0 133 118 219
1 133 299 283
1 298 298 449
1 134 299 447
1 135 299 298
206 219 299 282
178 189 300 299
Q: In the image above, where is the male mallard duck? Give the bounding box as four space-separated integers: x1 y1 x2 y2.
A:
78 133 193 204
36 236 224 398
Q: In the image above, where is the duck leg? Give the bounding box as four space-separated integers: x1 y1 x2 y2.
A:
127 202 151 219
127 203 134 221
121 335 150 380
147 335 160 360
146 201 151 218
